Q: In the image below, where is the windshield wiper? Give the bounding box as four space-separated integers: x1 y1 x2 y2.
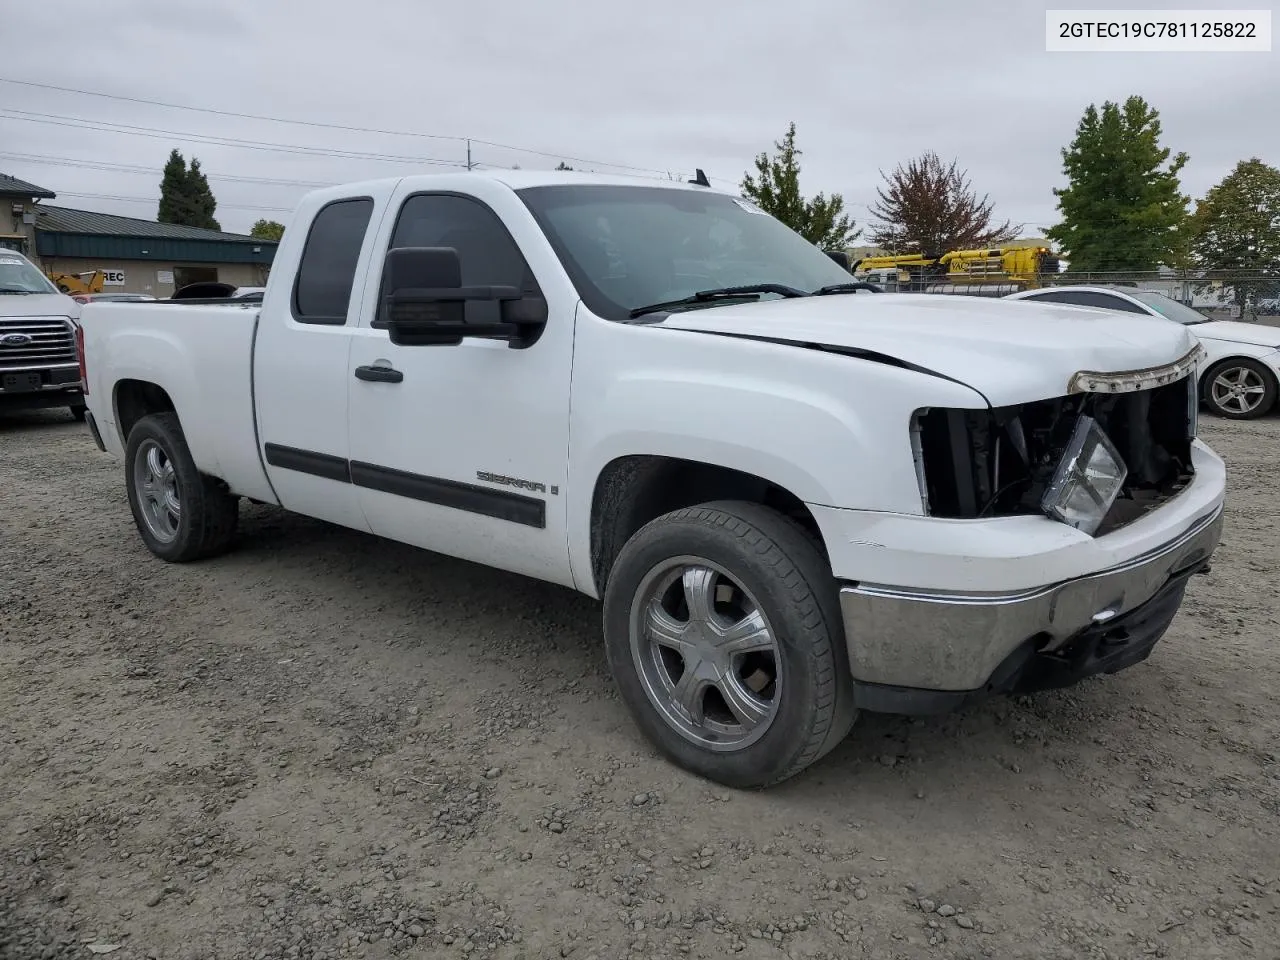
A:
812 282 883 295
0 288 34 295
628 283 807 319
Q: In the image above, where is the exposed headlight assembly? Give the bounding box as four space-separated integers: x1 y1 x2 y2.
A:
1040 415 1127 536
1186 372 1199 439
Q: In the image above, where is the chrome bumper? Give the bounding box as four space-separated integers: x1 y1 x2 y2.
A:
839 503 1224 693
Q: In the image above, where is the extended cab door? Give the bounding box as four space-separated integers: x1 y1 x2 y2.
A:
252 185 395 531
345 179 576 587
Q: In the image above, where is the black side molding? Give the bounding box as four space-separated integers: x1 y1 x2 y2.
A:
350 461 545 528
263 443 351 483
262 443 545 529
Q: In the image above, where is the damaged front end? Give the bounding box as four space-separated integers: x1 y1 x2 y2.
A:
911 347 1202 537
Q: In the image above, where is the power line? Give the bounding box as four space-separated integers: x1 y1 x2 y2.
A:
0 109 467 167
1 109 686 185
0 76 674 176
52 191 294 213
0 151 333 188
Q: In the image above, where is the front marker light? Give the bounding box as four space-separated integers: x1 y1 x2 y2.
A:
1040 415 1127 537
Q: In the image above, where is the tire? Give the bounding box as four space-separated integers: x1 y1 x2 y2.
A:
124 412 239 562
1202 357 1278 419
69 404 87 422
602 500 856 789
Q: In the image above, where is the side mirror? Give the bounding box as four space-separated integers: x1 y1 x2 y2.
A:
825 250 851 272
382 246 548 348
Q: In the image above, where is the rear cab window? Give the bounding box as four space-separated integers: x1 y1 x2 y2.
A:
292 198 376 325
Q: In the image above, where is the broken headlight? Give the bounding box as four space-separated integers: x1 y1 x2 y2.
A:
1040 415 1128 536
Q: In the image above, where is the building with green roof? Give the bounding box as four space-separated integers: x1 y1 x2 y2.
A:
2 173 279 296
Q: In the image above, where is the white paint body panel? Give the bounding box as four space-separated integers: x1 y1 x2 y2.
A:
658 294 1201 408
248 178 403 533
1193 328 1280 384
0 292 80 321
79 301 276 503
346 175 580 586
813 440 1224 593
78 171 1227 615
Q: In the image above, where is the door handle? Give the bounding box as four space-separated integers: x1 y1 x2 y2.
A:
354 364 403 383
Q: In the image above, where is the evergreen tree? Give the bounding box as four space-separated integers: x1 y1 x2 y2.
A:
157 149 191 225
185 159 220 230
1046 96 1189 272
555 161 574 171
157 149 221 230
740 122 859 249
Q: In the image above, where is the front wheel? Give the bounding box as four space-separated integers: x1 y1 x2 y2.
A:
1202 357 1278 419
124 412 239 562
602 501 856 789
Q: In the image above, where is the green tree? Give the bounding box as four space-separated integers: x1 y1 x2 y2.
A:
1046 96 1189 272
250 219 285 242
157 149 221 230
185 159 220 230
1191 158 1280 311
157 149 191 225
740 122 859 249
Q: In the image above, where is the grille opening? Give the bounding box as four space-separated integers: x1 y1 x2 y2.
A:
916 376 1194 533
0 317 77 370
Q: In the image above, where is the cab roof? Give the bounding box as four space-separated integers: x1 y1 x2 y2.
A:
333 168 741 197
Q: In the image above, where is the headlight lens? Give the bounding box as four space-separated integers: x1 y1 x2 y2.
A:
1040 415 1127 536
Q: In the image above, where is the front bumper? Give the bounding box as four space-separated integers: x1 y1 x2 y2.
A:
0 362 83 412
834 499 1223 711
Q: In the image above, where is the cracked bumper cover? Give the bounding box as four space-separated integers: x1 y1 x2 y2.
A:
837 501 1223 712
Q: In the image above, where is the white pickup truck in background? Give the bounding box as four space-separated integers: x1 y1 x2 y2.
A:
1 250 86 420
77 171 1226 788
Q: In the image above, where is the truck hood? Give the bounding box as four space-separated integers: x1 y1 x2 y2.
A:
656 294 1200 407
0 292 79 319
1193 320 1280 349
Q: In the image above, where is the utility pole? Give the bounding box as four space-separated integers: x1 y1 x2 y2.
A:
466 139 473 170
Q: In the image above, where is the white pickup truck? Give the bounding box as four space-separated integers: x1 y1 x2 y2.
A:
78 171 1226 788
1 250 86 420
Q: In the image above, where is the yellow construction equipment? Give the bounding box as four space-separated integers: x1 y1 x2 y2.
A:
46 269 104 296
851 246 1059 296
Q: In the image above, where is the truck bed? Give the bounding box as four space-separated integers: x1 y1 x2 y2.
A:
79 301 277 504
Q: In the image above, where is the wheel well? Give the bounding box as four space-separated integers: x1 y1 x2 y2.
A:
114 380 177 441
588 455 825 596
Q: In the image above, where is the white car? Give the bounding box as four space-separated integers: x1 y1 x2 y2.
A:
1005 285 1280 420
75 172 1225 787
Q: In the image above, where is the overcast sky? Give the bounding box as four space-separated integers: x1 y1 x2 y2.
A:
1 0 1276 237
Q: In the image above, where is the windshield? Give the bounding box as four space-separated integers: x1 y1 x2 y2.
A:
1126 289 1210 325
516 184 854 320
0 254 59 294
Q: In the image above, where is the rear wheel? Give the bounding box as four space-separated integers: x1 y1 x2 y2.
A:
602 500 856 789
1202 357 1277 419
124 412 239 562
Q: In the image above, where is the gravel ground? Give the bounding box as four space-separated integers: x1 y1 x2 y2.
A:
2 409 1278 960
